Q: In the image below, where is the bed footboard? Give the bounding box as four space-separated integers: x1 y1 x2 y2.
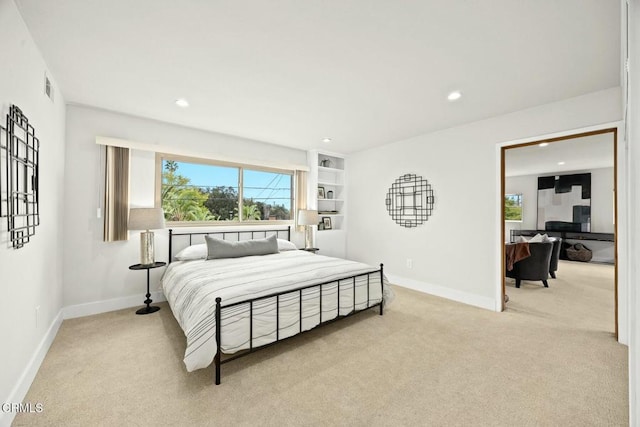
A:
214 263 385 385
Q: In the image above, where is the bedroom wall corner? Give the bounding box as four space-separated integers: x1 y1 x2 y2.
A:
0 0 67 425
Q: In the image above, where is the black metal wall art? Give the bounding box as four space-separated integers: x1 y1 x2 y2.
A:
385 173 434 228
0 105 40 248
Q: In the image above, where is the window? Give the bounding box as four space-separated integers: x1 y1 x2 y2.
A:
157 155 294 224
505 193 523 222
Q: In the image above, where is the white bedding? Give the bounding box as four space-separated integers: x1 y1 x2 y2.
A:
161 250 391 372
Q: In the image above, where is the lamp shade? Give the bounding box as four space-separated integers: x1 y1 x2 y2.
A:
128 208 165 231
298 209 319 226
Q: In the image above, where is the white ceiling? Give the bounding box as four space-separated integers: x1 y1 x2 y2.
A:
15 0 620 153
504 133 614 177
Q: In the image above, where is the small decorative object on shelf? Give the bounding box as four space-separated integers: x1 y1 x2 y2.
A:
322 216 332 230
129 261 166 315
326 190 334 199
385 173 434 228
0 105 40 249
317 187 325 199
319 158 332 167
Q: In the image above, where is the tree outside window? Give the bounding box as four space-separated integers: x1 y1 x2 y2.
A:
159 157 293 223
505 194 523 221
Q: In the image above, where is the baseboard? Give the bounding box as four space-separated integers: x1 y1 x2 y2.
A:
63 291 167 319
0 310 63 427
386 273 497 311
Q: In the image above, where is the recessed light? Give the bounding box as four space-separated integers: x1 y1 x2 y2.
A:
175 98 189 108
322 138 332 143
447 91 462 101
558 161 565 165
539 142 549 147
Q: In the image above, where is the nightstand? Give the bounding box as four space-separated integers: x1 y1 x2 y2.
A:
300 248 319 254
129 261 166 315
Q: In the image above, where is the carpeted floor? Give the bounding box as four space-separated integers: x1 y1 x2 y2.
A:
14 260 627 426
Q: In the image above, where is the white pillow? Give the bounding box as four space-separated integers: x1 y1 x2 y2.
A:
175 244 207 261
515 235 528 243
528 233 544 243
277 239 297 251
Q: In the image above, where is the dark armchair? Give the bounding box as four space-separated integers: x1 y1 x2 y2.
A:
506 242 553 288
549 238 562 279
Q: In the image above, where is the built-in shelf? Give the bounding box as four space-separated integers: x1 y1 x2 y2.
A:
318 166 344 174
311 151 347 257
318 180 344 187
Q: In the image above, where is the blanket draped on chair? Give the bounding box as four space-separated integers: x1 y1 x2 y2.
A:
505 242 531 271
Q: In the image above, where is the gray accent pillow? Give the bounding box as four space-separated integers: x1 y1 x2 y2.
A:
205 234 279 260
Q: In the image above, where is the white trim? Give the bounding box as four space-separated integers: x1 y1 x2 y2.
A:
96 136 310 172
0 310 63 427
387 273 497 311
63 291 167 319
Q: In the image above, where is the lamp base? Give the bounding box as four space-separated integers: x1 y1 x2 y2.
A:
304 225 314 249
140 230 155 265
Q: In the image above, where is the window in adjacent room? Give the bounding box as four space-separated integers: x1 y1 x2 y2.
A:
157 154 294 224
504 193 523 222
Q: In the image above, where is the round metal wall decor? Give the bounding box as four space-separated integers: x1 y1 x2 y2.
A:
385 174 434 228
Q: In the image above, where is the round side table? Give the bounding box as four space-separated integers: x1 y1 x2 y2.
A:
129 261 166 315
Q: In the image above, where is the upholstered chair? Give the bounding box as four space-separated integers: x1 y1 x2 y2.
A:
549 238 562 279
506 242 553 288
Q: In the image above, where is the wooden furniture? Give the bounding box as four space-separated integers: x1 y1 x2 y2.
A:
129 261 166 314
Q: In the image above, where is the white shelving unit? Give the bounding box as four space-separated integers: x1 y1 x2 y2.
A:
308 150 347 258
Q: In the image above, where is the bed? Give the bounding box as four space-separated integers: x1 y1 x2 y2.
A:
162 226 391 384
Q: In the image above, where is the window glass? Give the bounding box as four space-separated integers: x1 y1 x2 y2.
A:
243 169 293 220
159 157 294 223
505 193 523 221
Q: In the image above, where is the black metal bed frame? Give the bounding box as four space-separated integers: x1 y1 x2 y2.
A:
167 226 384 385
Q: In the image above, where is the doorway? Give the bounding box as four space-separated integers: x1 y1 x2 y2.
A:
500 128 618 338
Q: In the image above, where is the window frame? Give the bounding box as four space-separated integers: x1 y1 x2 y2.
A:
155 153 296 227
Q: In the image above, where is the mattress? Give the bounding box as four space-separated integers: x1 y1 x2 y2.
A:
161 250 391 371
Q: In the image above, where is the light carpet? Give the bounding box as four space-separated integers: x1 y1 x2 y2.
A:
14 260 627 426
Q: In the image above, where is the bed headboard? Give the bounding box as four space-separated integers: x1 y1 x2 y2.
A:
168 226 292 263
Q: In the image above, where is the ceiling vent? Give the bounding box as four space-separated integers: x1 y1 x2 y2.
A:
44 73 54 102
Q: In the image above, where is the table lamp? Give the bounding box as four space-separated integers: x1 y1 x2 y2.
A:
298 209 319 249
128 208 165 265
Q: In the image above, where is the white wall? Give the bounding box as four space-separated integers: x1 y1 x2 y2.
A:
346 87 621 310
627 0 640 424
505 167 615 233
0 0 66 424
63 105 307 308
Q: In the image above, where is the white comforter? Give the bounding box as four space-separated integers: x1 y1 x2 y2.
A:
162 250 391 372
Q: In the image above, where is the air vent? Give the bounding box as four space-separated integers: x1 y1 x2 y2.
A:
44 73 54 101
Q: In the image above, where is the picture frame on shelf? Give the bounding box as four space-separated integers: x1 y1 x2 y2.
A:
322 216 332 230
318 187 325 199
